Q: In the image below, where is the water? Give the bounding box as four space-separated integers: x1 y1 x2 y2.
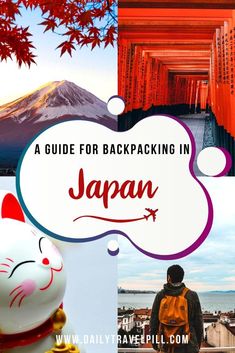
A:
118 292 235 312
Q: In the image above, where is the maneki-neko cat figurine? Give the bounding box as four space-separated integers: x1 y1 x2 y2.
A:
0 191 80 353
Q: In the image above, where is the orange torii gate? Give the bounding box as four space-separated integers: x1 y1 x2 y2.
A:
118 2 235 174
118 6 235 137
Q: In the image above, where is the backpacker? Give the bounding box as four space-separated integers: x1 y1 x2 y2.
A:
158 287 190 351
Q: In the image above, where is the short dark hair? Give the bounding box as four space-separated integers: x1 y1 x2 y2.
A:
167 265 184 283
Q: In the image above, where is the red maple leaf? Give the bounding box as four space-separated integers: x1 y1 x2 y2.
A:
56 40 75 57
39 17 58 32
104 25 116 47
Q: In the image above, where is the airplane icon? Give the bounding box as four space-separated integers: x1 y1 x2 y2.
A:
144 208 159 222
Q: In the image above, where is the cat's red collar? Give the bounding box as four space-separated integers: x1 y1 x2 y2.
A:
0 305 64 349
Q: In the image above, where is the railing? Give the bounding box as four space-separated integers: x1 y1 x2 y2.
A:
118 348 235 353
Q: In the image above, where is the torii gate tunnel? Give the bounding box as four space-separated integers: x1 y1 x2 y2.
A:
118 0 235 175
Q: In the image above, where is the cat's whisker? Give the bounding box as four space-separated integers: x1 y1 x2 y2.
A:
10 285 22 296
0 263 10 267
10 290 24 308
5 258 14 263
18 294 26 307
0 270 8 273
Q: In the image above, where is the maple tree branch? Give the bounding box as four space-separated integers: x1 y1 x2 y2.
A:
0 0 117 65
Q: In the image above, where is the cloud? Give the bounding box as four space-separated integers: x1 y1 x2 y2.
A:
222 276 235 282
118 178 235 291
119 278 164 291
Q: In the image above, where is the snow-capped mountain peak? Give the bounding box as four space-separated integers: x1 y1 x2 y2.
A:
0 80 115 125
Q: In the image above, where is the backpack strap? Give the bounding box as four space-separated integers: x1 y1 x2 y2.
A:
181 287 189 297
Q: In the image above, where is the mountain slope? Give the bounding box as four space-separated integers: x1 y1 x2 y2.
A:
0 80 116 126
0 80 117 172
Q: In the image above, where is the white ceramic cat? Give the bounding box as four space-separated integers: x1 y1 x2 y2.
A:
0 191 81 353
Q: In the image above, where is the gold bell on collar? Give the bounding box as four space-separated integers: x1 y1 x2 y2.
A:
52 308 67 332
45 342 80 353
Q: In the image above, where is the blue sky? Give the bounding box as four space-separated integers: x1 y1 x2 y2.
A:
118 177 235 292
0 7 117 105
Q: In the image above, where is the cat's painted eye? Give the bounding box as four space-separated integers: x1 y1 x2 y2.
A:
8 260 36 279
38 236 61 260
39 237 45 253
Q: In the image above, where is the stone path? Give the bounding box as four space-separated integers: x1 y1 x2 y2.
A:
178 113 208 176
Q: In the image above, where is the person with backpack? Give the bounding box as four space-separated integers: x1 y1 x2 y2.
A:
150 265 203 353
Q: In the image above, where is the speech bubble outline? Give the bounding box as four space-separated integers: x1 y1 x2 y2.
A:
16 115 214 260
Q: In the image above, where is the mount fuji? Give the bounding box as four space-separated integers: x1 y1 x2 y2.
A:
0 80 116 126
0 80 117 173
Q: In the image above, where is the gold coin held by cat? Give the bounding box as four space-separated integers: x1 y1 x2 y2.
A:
68 344 80 352
45 342 80 353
